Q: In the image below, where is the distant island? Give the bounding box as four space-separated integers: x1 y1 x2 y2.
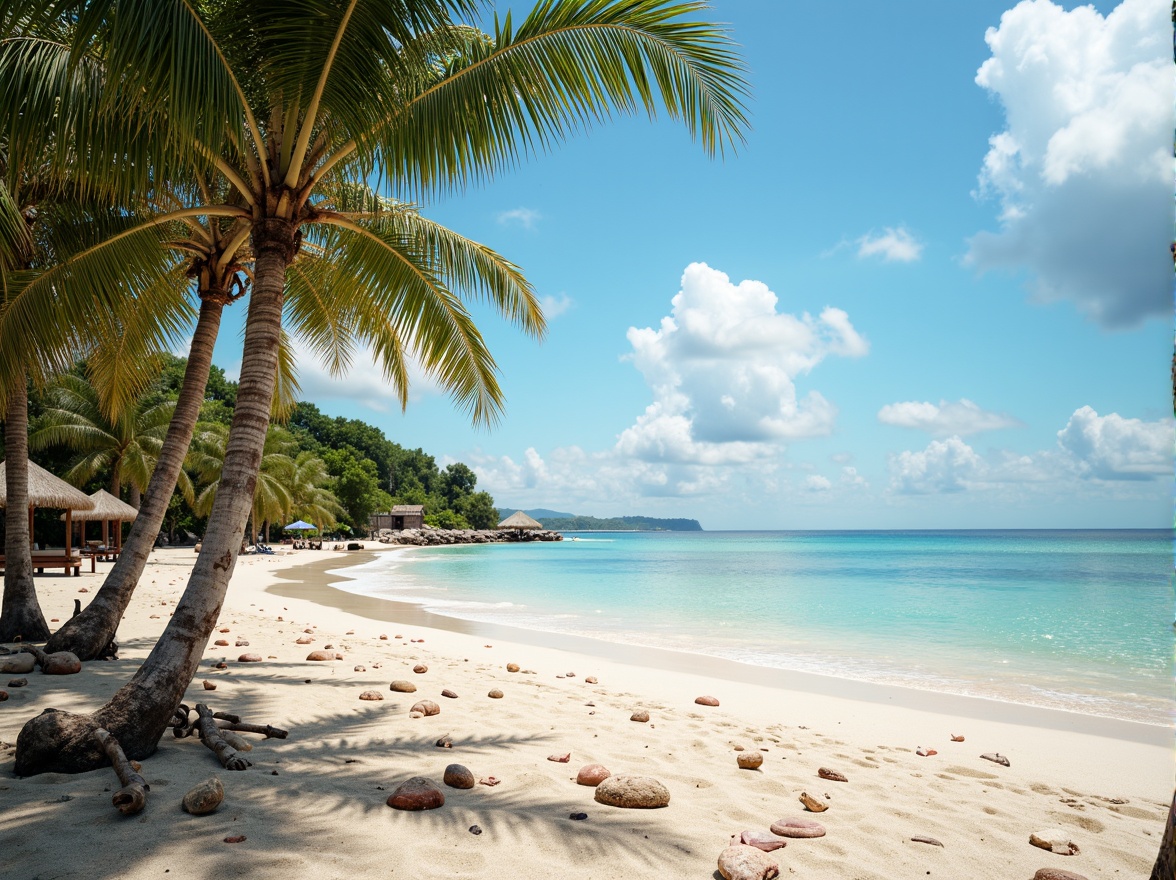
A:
497 509 703 532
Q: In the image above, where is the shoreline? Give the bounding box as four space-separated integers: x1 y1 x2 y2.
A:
268 549 1168 745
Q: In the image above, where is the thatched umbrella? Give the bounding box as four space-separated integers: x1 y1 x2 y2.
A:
61 489 139 551
0 459 96 558
496 510 543 531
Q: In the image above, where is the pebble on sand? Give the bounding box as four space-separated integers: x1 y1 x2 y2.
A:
218 627 230 633
769 817 826 839
594 775 670 809
737 751 764 770
695 695 720 706
214 639 229 646
1029 830 1080 856
37 652 82 675
488 689 504 699
506 663 520 672
305 650 334 661
8 678 27 688
817 767 847 782
182 776 224 815
547 753 571 763
443 764 475 789
950 734 965 742
585 676 598 684
1032 869 1090 880
733 830 787 852
238 653 263 663
629 709 650 723
234 640 249 647
981 753 1011 767
799 791 828 813
441 689 458 699
915 747 937 757
389 680 417 693
359 691 384 701
413 664 428 674
295 636 314 644
202 680 217 691
717 844 780 880
0 690 8 701
386 777 445 811
410 700 440 717
479 776 501 786
576 764 611 786
910 836 944 847
354 665 366 672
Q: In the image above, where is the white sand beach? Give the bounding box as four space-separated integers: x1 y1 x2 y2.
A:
0 546 1168 880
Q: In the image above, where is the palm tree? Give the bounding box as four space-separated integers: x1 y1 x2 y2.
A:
288 451 344 535
0 22 192 643
30 372 176 506
13 0 748 775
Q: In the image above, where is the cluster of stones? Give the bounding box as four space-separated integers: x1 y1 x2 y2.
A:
376 527 563 546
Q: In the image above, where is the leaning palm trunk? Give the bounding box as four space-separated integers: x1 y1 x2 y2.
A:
1152 791 1174 880
45 299 224 660
15 223 293 774
0 376 49 643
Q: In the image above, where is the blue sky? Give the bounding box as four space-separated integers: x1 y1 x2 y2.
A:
215 0 1173 529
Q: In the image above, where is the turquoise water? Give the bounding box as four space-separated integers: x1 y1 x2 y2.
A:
340 530 1173 725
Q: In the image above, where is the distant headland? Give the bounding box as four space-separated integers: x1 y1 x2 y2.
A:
496 508 703 532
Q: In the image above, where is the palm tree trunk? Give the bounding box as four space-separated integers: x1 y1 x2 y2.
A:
0 374 50 643
16 220 296 774
1152 791 1175 880
129 484 141 509
45 299 224 659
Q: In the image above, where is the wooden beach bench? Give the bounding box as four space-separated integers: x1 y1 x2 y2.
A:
0 551 83 576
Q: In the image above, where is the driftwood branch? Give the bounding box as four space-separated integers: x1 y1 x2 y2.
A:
171 703 288 740
94 728 149 815
215 720 288 739
195 703 251 770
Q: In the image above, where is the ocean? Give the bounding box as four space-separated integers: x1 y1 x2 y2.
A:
337 530 1172 725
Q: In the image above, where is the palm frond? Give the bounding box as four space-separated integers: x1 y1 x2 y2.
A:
349 0 749 196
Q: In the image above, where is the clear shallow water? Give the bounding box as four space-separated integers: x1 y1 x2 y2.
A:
340 530 1173 725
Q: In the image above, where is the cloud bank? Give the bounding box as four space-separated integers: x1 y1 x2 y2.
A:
967 0 1171 326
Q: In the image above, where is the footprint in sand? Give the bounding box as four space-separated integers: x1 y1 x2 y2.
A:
1052 811 1105 833
943 765 997 780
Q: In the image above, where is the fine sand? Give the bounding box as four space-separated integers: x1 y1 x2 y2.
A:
0 545 1169 880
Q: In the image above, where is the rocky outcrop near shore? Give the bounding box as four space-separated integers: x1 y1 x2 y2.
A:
376 526 563 546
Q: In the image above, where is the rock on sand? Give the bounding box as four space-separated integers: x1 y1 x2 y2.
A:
717 844 780 880
387 777 445 811
594 775 670 809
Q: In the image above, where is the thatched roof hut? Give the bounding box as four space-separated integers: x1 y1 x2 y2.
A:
62 489 138 522
496 510 543 530
0 460 95 510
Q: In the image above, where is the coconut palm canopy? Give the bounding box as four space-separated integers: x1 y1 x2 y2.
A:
60 489 138 522
0 460 96 510
496 510 542 530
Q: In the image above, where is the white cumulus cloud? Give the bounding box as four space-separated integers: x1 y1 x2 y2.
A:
967 0 1172 326
877 398 1021 436
496 207 542 230
889 436 985 494
615 263 868 465
1056 405 1173 480
857 227 923 262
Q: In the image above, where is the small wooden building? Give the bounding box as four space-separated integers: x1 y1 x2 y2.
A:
370 504 425 531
